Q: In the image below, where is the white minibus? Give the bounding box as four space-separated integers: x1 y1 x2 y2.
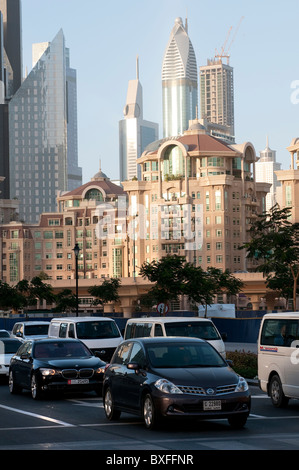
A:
48 317 122 362
124 317 226 358
258 312 299 407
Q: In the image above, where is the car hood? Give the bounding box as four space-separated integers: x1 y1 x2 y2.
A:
151 366 239 387
35 356 105 369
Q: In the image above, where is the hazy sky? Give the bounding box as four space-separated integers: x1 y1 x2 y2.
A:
21 0 299 184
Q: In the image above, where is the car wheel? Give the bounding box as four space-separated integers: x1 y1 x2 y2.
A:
8 370 22 394
269 374 289 408
31 373 43 400
228 414 248 429
143 393 160 430
104 387 121 420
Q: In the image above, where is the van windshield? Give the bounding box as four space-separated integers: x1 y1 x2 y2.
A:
164 321 220 340
76 321 120 340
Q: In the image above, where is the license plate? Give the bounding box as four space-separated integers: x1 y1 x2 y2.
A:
203 400 221 410
67 379 89 385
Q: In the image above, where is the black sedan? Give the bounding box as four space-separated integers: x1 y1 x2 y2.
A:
103 337 251 429
9 338 106 399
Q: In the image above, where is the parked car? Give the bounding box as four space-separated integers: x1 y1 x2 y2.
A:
11 321 50 341
0 338 22 377
103 337 251 429
9 338 106 399
0 329 11 338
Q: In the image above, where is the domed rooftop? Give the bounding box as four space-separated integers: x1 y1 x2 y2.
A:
91 160 108 181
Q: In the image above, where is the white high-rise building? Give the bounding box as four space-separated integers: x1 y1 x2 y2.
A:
119 57 159 181
162 17 198 138
256 138 281 211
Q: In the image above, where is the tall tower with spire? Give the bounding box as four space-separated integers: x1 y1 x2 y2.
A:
162 17 198 138
119 56 159 181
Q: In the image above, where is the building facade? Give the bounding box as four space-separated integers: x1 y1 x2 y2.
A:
276 137 299 221
162 17 198 138
0 0 23 199
200 59 235 140
119 58 158 181
8 29 82 224
255 138 281 212
0 168 126 285
122 121 270 279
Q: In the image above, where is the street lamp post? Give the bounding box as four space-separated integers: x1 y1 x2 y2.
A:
73 243 80 317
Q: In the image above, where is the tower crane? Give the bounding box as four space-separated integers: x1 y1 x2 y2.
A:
215 16 244 64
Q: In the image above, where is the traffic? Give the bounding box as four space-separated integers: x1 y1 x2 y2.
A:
1 313 299 450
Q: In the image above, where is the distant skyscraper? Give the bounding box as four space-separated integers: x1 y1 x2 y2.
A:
256 137 281 211
0 0 23 199
200 59 235 139
119 57 159 181
9 29 82 223
162 17 198 138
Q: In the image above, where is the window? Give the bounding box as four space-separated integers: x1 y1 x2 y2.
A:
261 319 299 347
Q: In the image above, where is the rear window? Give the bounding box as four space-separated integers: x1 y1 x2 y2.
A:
260 319 299 347
24 324 49 336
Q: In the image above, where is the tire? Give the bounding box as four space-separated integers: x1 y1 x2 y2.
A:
31 373 43 400
143 393 160 430
228 414 248 429
8 370 22 394
269 374 289 408
104 387 121 420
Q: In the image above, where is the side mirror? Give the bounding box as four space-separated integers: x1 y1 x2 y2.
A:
221 332 227 341
226 359 233 367
127 362 139 370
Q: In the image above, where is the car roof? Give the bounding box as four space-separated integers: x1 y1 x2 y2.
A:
50 317 115 323
24 337 82 344
123 336 205 345
14 321 50 325
126 317 213 323
0 337 22 342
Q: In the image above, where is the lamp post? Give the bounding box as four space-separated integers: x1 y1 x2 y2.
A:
73 243 80 317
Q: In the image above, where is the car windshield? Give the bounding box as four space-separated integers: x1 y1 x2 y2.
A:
76 321 120 339
164 321 220 340
146 342 226 368
34 341 92 359
24 324 49 336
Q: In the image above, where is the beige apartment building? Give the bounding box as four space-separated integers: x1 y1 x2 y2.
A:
123 120 270 279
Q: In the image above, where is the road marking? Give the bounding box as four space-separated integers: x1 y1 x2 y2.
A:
0 404 74 427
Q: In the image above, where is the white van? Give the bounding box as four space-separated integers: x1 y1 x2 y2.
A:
11 321 50 341
124 317 226 358
48 317 122 362
258 312 299 407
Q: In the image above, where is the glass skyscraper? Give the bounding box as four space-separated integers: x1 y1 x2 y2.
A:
162 17 198 138
9 29 82 223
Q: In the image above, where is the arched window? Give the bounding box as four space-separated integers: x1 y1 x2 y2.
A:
85 188 104 202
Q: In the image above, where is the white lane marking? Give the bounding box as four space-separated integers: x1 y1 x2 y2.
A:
0 404 74 427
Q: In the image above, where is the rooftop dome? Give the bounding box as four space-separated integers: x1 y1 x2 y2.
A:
91 160 108 181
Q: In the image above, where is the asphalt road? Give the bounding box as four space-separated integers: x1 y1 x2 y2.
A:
1 377 299 455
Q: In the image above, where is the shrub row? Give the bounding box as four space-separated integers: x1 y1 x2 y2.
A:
226 350 258 379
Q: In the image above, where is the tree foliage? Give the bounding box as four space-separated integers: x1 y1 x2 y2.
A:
139 255 243 315
88 278 121 306
240 204 299 310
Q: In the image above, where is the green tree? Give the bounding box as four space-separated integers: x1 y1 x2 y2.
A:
139 255 243 316
240 204 299 310
53 289 77 313
88 278 121 308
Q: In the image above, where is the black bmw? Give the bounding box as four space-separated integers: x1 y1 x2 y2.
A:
103 337 251 429
9 338 106 399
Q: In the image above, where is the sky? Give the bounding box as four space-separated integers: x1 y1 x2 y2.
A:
21 0 299 184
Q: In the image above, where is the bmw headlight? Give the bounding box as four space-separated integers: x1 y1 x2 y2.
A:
95 367 105 374
235 376 249 392
40 368 58 376
154 378 183 394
